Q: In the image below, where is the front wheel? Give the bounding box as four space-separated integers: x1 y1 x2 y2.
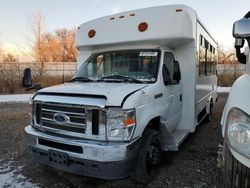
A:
133 128 161 184
223 142 250 187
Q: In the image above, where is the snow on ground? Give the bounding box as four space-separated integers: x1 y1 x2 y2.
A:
0 94 33 103
0 161 39 188
217 86 231 93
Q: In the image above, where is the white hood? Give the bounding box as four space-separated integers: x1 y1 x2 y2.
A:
37 82 148 106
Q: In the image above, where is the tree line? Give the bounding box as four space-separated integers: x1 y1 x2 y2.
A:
26 11 77 62
0 10 77 63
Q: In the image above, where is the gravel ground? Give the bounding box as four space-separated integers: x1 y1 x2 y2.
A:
0 94 227 188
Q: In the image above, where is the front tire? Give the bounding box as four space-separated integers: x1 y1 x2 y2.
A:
133 129 161 184
223 143 250 187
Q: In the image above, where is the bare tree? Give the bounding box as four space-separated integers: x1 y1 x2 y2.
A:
0 53 21 93
25 10 47 84
26 10 46 61
42 32 61 62
0 34 4 61
217 44 236 64
55 28 77 62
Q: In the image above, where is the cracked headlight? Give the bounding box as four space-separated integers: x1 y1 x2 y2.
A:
107 108 136 141
227 108 250 157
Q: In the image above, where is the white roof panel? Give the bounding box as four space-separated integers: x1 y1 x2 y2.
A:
76 5 197 48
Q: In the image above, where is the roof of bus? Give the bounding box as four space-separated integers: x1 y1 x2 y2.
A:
76 5 198 48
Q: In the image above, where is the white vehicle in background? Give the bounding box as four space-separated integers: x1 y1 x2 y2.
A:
23 5 217 183
221 11 250 187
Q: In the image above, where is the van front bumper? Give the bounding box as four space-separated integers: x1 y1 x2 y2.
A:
25 125 141 179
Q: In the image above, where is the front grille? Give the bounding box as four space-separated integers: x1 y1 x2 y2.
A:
33 102 106 140
34 102 87 135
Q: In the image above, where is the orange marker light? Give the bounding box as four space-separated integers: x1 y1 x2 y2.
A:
130 13 135 17
138 22 148 32
123 118 135 127
88 29 96 38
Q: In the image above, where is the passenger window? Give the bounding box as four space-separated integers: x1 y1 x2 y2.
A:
163 52 176 84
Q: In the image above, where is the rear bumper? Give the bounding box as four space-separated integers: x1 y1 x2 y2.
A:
25 125 141 179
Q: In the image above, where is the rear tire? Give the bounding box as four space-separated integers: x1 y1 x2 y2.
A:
133 129 161 184
223 142 250 188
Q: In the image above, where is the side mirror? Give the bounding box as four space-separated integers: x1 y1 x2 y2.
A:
22 68 32 87
233 18 250 38
162 64 171 85
22 68 42 91
235 38 245 48
173 60 181 82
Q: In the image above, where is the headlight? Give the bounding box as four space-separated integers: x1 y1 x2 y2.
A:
107 108 136 141
227 108 250 157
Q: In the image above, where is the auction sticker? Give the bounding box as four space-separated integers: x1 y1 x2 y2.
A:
139 52 158 56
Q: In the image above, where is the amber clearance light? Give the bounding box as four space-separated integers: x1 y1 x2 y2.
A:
138 22 148 32
123 118 135 127
88 29 96 38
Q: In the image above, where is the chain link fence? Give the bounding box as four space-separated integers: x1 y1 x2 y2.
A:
0 62 77 94
217 64 246 86
0 62 246 94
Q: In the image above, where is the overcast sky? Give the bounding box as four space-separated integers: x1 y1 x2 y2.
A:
0 0 249 53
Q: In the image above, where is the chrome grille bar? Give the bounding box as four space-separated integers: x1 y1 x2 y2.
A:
41 117 86 129
33 101 106 140
41 108 85 116
37 102 86 135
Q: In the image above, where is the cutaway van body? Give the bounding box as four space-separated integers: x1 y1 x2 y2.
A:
25 5 217 181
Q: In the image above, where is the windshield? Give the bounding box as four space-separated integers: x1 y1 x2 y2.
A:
73 49 161 83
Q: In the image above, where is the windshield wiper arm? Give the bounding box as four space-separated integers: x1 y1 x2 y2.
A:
70 77 93 82
100 75 143 83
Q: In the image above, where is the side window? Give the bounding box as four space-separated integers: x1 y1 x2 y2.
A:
199 35 217 76
163 52 178 84
199 35 206 76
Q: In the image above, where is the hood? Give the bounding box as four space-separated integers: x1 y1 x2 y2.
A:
36 82 148 106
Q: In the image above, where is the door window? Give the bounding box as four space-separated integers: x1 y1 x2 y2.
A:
163 52 179 85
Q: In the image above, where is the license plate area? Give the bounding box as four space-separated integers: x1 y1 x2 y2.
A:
48 150 68 166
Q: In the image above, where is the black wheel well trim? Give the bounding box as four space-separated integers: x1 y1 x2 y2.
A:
142 116 161 134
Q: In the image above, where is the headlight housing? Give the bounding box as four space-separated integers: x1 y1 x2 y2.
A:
107 108 136 141
226 108 250 157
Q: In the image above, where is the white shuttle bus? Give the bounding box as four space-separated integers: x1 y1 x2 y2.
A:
24 5 217 183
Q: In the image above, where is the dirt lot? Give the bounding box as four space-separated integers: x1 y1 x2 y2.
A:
0 94 227 188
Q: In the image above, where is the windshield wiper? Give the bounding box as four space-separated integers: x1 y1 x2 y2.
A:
100 75 143 83
70 77 93 82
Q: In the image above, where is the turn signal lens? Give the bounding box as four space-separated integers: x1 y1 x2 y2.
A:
123 118 135 127
138 22 148 32
88 29 96 38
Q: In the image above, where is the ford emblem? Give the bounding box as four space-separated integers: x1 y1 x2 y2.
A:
53 113 70 124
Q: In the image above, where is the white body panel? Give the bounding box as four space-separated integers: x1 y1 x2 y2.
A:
195 22 218 124
77 5 196 49
221 47 250 167
37 82 148 107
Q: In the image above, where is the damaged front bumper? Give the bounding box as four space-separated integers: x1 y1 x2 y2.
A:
25 125 141 179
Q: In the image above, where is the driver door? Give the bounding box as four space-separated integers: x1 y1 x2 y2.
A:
163 51 182 132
